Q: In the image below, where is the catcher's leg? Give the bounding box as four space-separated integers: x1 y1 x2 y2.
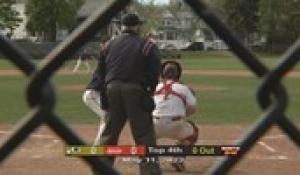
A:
171 120 199 172
178 120 198 145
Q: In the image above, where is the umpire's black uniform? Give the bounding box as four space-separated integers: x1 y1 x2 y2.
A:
97 14 161 175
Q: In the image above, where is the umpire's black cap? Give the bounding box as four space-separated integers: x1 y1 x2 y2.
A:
121 13 144 26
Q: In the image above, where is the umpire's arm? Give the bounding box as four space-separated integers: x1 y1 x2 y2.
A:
144 44 161 95
98 43 109 109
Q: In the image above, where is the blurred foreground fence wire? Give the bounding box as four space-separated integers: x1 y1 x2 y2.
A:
0 0 299 174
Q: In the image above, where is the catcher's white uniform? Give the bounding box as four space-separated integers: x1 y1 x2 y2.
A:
152 80 198 144
82 89 106 145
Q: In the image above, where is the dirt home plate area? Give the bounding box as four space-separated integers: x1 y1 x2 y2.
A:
0 124 299 175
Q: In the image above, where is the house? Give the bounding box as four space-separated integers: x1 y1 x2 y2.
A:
156 9 204 50
9 0 227 50
157 0 227 50
154 0 202 49
6 0 28 39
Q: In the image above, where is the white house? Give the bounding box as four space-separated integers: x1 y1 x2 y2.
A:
156 0 227 50
6 0 28 39
155 1 207 50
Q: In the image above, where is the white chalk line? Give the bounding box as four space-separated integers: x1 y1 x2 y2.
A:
248 155 289 160
258 141 277 153
263 134 286 139
0 130 59 141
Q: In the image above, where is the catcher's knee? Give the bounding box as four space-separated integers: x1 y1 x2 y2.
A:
179 121 198 145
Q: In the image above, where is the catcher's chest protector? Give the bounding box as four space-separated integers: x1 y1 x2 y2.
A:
155 81 187 106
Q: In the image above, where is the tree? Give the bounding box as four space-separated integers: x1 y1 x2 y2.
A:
259 0 300 52
131 0 164 35
217 0 259 45
25 0 83 41
0 0 22 38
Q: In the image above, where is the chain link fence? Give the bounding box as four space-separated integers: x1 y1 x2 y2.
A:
0 0 299 174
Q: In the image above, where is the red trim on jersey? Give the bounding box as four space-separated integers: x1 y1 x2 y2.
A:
154 81 187 106
142 39 155 56
101 41 110 57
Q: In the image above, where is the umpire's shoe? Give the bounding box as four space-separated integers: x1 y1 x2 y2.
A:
139 158 162 175
171 157 186 172
171 162 186 172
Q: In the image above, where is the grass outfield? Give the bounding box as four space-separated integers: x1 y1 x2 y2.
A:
2 51 300 70
0 51 299 124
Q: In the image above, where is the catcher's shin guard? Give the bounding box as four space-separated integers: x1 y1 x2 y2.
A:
179 120 199 145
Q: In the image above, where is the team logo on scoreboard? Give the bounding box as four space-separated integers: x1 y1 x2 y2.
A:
221 146 240 155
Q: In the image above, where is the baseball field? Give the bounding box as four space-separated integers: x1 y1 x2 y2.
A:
0 51 299 175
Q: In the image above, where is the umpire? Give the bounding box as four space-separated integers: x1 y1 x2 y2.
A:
97 13 161 175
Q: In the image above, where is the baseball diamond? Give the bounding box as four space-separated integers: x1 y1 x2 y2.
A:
0 0 299 175
0 51 299 174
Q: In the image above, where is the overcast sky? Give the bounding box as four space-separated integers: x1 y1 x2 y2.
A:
141 0 170 5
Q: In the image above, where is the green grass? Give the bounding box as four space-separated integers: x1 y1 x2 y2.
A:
182 75 260 124
0 51 299 124
183 75 300 124
1 50 300 71
178 51 300 71
0 76 29 123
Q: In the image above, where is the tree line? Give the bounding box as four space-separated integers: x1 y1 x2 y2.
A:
0 0 82 41
214 0 300 52
0 0 299 52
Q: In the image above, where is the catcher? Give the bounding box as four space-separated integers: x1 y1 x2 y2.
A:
152 60 198 172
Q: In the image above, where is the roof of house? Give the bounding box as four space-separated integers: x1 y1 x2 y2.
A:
161 10 193 20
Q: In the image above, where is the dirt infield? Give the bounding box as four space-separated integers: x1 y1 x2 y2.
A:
2 68 300 78
0 123 299 175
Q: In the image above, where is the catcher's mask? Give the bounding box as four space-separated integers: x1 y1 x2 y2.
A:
161 61 182 80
